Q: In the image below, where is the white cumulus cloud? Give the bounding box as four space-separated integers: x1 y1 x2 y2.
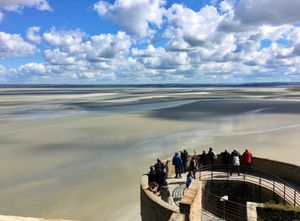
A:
26 26 42 44
94 0 166 37
0 0 52 12
0 31 38 58
234 0 300 25
43 28 85 52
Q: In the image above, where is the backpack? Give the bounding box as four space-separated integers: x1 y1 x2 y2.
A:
213 151 217 160
233 155 240 166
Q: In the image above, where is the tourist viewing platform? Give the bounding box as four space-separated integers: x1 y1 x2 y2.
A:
140 148 300 221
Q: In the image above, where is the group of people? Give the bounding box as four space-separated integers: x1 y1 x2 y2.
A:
148 159 173 204
147 147 253 204
220 148 253 175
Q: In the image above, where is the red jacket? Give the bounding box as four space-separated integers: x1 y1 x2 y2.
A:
243 151 253 164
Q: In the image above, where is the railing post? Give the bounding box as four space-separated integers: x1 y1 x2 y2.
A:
223 200 225 219
199 170 201 180
273 181 275 202
283 185 286 205
211 167 213 180
294 189 297 206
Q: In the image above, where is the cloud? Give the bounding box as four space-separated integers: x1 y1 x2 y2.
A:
164 4 223 47
43 28 85 52
15 62 48 75
38 30 132 81
26 26 42 44
43 30 131 65
94 0 166 37
0 31 38 58
0 0 52 12
132 45 190 71
2 1 300 83
234 0 300 25
88 31 132 60
0 0 51 23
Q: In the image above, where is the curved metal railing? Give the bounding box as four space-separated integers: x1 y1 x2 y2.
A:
197 164 300 206
202 189 247 221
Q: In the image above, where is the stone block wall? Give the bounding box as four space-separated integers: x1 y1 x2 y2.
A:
251 157 300 185
179 181 202 221
140 175 179 221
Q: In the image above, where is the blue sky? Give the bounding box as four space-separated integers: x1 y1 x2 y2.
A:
0 0 300 84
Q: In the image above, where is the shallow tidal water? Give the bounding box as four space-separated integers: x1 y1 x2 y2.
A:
0 86 299 220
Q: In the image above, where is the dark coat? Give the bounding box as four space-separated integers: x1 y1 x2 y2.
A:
172 155 183 167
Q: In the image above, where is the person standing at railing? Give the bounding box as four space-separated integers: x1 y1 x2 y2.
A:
181 149 189 173
208 147 217 165
242 149 253 173
154 159 165 181
230 148 241 176
199 150 208 166
172 152 183 178
242 149 253 166
221 149 231 172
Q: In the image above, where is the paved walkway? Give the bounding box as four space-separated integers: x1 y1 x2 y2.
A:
167 174 226 221
166 169 300 221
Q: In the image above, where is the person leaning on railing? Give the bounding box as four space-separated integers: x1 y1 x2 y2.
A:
242 149 253 167
221 149 231 172
230 148 241 176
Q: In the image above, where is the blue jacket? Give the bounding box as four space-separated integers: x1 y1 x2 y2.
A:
172 155 183 167
186 175 193 187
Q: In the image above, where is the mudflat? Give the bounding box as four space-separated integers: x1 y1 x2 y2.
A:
0 86 299 220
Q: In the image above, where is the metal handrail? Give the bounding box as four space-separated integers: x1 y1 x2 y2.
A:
197 164 300 207
202 189 248 221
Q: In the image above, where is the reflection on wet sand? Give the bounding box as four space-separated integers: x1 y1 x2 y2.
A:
0 87 299 221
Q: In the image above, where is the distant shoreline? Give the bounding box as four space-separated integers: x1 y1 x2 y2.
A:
0 82 300 88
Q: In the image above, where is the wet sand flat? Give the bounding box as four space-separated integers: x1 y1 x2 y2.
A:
0 86 299 220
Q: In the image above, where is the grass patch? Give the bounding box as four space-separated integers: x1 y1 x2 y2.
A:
257 203 300 221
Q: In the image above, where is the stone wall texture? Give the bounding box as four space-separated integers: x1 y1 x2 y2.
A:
187 181 202 221
251 157 300 185
140 175 179 221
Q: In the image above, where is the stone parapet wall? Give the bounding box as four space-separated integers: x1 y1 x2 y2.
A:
179 181 202 221
182 153 300 185
251 157 300 185
140 175 179 221
247 202 263 221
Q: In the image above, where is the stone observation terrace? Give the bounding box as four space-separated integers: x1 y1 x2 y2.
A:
140 154 300 221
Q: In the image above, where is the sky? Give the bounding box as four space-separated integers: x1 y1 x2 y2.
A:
0 0 300 84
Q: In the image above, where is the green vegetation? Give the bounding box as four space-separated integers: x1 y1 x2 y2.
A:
257 203 300 221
